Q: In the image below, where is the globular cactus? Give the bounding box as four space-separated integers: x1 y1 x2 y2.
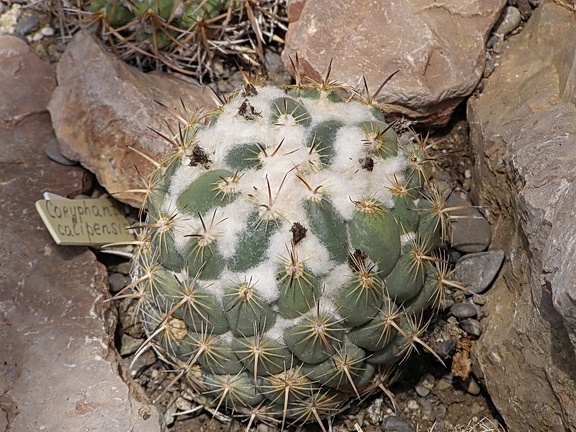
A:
128 76 452 430
49 0 286 77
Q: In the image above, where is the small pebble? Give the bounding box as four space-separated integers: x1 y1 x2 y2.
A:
108 272 131 293
419 399 435 421
41 26 55 36
460 318 482 338
366 398 385 424
120 334 143 357
45 138 78 166
175 396 194 412
459 375 482 396
30 32 44 42
163 402 177 427
420 373 435 390
406 399 419 411
435 403 447 420
434 338 456 358
447 194 492 253
415 384 430 398
471 294 487 306
435 373 455 391
454 250 505 294
381 415 415 432
115 261 133 275
450 302 478 319
15 13 39 35
493 6 522 36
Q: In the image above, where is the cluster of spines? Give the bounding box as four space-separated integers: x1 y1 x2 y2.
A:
48 0 287 78
121 75 463 431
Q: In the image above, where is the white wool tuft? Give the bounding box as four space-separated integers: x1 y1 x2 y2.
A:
154 84 410 326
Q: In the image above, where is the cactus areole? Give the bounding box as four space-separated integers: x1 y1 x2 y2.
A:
131 80 447 428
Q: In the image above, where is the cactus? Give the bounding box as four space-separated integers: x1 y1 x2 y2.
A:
48 0 286 78
128 76 452 429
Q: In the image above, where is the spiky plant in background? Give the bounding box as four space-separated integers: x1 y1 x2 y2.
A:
47 0 287 79
122 72 457 430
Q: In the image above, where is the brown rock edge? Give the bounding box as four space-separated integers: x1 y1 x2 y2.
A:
468 4 576 431
283 0 506 126
0 36 162 431
48 31 215 208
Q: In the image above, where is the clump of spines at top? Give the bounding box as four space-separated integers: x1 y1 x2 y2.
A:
47 0 287 79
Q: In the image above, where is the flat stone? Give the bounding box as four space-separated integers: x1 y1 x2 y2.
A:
15 13 39 35
450 302 478 319
45 136 78 165
282 0 506 126
0 35 162 432
467 3 576 431
447 193 492 253
492 6 522 36
459 375 482 396
453 250 504 294
48 31 215 208
414 384 430 398
0 35 55 127
459 318 482 338
381 415 415 432
108 272 131 293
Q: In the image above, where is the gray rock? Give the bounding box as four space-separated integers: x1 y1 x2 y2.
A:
419 372 435 390
460 318 482 338
419 398 435 420
109 272 131 293
453 250 505 294
381 415 415 432
471 294 487 306
434 338 457 359
0 35 162 432
459 375 482 396
450 302 478 319
120 334 144 357
282 0 506 126
468 3 576 430
15 13 39 35
447 193 492 253
414 383 430 398
48 31 215 208
435 403 447 420
492 6 522 36
45 137 78 165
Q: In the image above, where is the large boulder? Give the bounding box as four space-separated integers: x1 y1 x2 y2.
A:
49 31 215 208
283 0 506 126
0 35 162 432
467 3 576 431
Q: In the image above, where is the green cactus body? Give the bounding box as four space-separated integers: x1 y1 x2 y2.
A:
132 82 449 426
